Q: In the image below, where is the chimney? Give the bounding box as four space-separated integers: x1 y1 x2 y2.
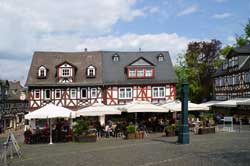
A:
139 48 141 52
84 48 88 52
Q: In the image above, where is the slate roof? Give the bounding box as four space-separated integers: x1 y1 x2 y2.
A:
101 51 177 85
214 45 250 77
26 51 103 86
26 51 177 86
8 81 26 100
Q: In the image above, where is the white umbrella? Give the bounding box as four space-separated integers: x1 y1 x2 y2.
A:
214 98 250 108
25 103 74 144
161 100 208 112
76 102 121 117
120 100 169 113
25 103 74 119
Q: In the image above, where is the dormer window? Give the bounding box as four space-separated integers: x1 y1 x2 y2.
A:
157 54 164 62
127 57 155 79
87 65 96 78
56 61 76 83
62 68 70 77
38 66 47 78
112 54 119 62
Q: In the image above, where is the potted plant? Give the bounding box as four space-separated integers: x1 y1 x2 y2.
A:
126 124 136 139
164 124 176 137
125 124 144 139
73 119 97 142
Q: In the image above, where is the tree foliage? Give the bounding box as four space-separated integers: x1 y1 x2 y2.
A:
244 19 250 40
175 40 222 103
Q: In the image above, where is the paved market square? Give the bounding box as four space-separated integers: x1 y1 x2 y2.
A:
1 128 250 166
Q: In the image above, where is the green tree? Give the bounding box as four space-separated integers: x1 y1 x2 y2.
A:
245 19 250 39
175 40 222 103
236 35 247 47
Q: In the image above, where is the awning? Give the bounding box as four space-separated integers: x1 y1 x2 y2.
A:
119 100 169 113
198 101 221 110
25 103 74 120
236 98 250 106
76 102 121 117
213 98 250 108
161 100 209 112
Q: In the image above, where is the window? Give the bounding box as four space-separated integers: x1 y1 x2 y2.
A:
70 89 76 99
129 69 136 77
44 89 51 100
145 69 153 77
153 87 165 98
158 54 164 61
119 88 132 99
38 66 47 78
81 88 87 98
55 89 61 99
62 68 70 77
112 54 119 62
137 69 144 77
34 90 40 99
91 88 97 98
87 66 96 78
245 72 250 83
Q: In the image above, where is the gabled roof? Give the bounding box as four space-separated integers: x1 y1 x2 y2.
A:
55 61 77 69
214 45 250 77
25 51 103 86
101 51 177 85
127 57 155 67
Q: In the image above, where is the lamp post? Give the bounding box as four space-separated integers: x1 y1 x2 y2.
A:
177 82 190 144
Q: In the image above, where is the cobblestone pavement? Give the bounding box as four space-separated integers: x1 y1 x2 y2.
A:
1 128 250 166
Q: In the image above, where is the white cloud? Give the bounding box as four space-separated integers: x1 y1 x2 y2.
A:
0 0 146 56
226 35 235 44
76 33 194 56
0 59 30 85
177 5 198 16
212 12 232 19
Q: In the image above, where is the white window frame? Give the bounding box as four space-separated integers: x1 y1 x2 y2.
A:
38 66 46 77
129 69 136 77
81 88 87 99
91 88 97 98
113 55 119 62
55 89 61 99
119 87 132 99
34 89 40 99
70 89 77 99
152 87 165 98
87 66 96 77
137 69 144 77
158 55 164 62
44 89 51 100
61 68 71 77
145 69 153 77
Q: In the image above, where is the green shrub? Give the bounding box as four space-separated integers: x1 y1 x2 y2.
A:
127 124 136 134
73 119 89 136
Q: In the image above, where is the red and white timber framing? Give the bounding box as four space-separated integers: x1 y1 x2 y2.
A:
103 84 176 105
29 87 102 111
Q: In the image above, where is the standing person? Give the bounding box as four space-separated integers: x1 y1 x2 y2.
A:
96 121 102 137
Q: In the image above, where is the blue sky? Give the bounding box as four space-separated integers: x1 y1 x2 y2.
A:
114 0 249 41
0 0 249 84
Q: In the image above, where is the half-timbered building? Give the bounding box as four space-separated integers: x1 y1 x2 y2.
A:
214 45 250 100
0 80 28 133
101 51 177 105
26 51 103 111
26 50 177 111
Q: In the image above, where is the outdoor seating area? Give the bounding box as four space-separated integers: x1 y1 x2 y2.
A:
24 119 73 144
